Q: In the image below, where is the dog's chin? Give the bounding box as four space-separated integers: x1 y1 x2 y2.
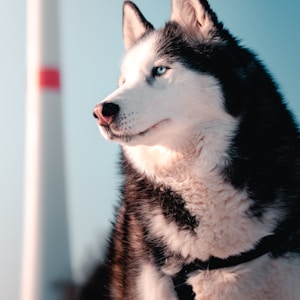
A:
100 127 147 144
100 119 170 145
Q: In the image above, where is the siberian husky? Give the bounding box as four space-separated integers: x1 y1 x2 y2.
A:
81 0 300 299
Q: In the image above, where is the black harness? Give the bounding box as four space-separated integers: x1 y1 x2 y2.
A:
172 234 280 299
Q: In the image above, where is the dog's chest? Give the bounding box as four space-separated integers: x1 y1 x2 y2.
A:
143 173 276 263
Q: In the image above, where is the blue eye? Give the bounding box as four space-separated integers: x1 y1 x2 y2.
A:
152 66 168 77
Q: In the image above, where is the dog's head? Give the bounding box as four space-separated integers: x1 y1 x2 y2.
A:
93 0 242 152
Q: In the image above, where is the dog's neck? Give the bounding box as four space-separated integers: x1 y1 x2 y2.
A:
122 136 229 187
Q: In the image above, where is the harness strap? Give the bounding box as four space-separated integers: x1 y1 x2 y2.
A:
172 234 278 293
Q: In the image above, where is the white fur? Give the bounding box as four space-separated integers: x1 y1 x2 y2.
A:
137 264 177 300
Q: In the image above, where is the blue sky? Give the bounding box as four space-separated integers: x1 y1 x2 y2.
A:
1 0 299 299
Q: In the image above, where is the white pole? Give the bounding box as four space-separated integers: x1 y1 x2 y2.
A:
21 0 71 299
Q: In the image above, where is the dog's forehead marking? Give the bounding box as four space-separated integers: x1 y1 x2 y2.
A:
121 32 160 80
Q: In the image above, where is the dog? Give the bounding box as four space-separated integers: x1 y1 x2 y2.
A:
80 0 300 299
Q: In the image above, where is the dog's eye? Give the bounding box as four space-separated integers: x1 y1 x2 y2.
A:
152 66 168 77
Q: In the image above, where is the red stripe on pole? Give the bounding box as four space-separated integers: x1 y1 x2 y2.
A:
39 68 60 90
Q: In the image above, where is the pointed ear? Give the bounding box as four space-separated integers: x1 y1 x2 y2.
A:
123 1 154 50
171 0 219 42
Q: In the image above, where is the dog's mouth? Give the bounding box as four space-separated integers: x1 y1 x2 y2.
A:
100 119 170 143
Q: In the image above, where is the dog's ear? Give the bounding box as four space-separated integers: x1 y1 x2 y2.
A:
123 1 154 50
171 0 220 42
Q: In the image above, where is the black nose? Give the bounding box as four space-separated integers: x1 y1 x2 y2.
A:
93 102 120 125
102 102 120 117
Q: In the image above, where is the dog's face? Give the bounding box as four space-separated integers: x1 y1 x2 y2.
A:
94 0 237 154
